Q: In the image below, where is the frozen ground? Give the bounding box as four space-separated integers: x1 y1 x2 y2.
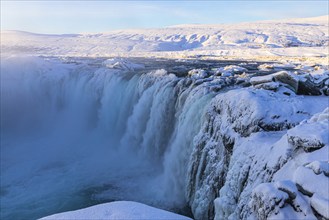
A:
1 15 328 64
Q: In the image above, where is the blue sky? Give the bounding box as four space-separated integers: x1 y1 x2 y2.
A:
1 1 328 34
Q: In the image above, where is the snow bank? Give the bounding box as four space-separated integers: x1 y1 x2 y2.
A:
40 201 192 220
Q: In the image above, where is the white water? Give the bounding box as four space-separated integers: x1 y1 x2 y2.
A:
0 56 213 219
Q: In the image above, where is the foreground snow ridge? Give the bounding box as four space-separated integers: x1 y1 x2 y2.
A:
40 201 192 220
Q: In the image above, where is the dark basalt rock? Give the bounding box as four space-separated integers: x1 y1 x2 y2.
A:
250 71 329 96
272 71 299 93
297 76 325 96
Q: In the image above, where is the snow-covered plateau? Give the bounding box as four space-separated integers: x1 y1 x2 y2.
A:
1 16 329 220
1 15 328 64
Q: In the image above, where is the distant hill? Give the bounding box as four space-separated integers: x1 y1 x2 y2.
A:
1 15 328 60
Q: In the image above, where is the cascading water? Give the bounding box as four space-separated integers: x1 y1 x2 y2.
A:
0 56 214 219
3 56 328 220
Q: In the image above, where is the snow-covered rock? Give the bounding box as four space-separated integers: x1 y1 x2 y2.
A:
246 107 329 220
250 71 298 91
305 161 329 176
287 107 329 152
186 87 328 219
212 65 248 77
250 70 329 95
250 157 329 220
103 58 145 71
250 181 316 220
293 166 328 197
310 194 329 219
188 69 209 79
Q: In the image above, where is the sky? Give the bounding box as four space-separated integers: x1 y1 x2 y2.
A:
1 0 328 34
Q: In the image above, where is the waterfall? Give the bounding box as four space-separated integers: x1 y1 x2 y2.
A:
2 56 328 220
0 56 213 219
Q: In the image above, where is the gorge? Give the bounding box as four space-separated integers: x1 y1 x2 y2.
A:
1 56 328 219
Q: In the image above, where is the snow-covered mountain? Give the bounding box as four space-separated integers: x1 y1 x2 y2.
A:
1 15 328 62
